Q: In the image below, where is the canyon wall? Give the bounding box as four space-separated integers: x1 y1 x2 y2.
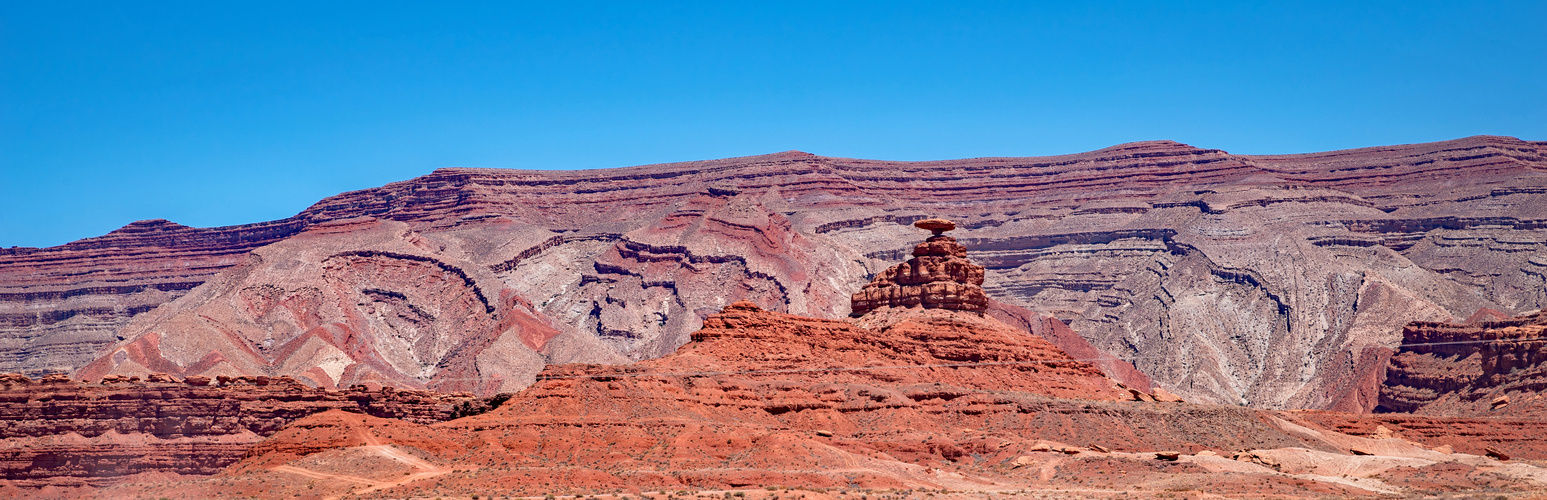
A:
2 135 1544 408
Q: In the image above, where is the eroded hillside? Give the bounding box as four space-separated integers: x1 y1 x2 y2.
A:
2 136 1545 408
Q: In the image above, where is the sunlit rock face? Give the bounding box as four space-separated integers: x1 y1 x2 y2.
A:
849 219 989 317
0 373 480 488
1378 309 1547 417
1 135 1544 408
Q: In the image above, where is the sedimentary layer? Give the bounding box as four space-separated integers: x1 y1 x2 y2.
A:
849 221 989 317
0 373 480 488
2 135 1543 408
101 303 1547 499
74 218 625 395
1377 310 1547 417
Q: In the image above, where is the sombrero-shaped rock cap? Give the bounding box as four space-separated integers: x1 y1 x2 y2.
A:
914 218 955 235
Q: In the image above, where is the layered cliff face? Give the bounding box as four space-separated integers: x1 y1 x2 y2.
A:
0 219 304 377
0 374 480 487
3 135 1545 409
1378 310 1547 417
158 303 1326 495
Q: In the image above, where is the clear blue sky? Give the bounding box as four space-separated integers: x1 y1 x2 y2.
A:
3 1 1543 248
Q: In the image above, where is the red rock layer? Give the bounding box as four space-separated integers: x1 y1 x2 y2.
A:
0 374 478 488
850 231 988 317
199 303 1358 496
1294 410 1547 460
1377 310 1547 417
76 301 1547 499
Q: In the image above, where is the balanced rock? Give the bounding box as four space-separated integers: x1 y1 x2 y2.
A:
913 218 955 234
850 218 988 317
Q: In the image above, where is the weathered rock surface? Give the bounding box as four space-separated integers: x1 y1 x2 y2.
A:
101 303 1547 498
0 374 479 488
1377 309 1547 417
986 299 1155 392
2 135 1544 408
73 218 623 395
849 220 989 316
0 219 301 377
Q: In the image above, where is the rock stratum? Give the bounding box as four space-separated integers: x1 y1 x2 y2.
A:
86 302 1547 499
2 135 1546 409
849 219 989 317
8 240 1547 497
1378 309 1547 417
0 373 483 488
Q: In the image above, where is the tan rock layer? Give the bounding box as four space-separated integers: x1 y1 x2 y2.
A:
1294 410 1547 460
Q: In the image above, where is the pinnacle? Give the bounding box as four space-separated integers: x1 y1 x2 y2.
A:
849 218 988 317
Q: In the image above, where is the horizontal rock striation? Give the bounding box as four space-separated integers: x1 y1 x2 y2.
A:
143 302 1547 498
73 218 625 396
1 135 1544 409
1377 310 1547 417
849 219 989 317
0 374 480 487
1295 410 1547 460
200 303 1355 496
0 219 306 378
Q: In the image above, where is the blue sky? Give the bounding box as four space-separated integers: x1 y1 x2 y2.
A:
2 1 1544 248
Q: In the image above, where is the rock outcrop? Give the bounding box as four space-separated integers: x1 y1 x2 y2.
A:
0 374 481 488
1377 310 1547 417
2 135 1545 408
71 218 624 396
105 302 1547 498
172 303 1323 496
849 219 989 316
0 219 302 378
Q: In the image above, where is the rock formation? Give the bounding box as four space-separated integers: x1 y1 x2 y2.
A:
0 373 483 488
849 218 989 316
1377 309 1547 417
97 302 1547 498
848 220 1155 390
71 218 624 396
2 135 1545 408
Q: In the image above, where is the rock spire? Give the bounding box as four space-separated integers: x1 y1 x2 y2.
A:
849 218 989 317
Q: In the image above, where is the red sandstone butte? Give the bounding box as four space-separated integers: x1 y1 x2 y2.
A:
0 136 1543 409
1377 309 1547 418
